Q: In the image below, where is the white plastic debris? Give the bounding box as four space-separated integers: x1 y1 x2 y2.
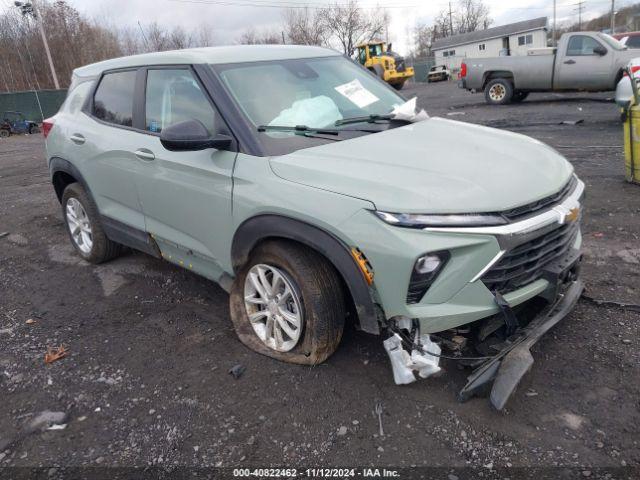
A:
390 97 429 123
383 332 441 385
47 424 67 431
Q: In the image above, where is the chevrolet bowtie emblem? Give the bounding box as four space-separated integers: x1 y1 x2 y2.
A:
564 207 580 223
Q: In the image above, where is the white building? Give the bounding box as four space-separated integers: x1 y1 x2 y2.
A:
432 17 548 73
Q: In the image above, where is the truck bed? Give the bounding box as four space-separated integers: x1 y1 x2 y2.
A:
463 55 555 91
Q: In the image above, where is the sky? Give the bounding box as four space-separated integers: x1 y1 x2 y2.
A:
60 0 634 53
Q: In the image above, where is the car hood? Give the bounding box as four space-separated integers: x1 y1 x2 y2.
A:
268 117 574 214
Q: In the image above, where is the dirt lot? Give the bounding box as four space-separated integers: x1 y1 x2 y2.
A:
1 81 639 476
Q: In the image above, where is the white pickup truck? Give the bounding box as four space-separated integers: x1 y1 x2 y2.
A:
459 31 638 104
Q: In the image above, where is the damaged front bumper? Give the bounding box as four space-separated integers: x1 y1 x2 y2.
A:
458 278 584 410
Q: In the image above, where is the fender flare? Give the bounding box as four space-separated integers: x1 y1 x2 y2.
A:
231 214 380 335
49 157 94 203
482 70 515 90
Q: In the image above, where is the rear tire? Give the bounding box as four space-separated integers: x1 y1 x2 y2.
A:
484 78 514 105
61 183 122 264
229 240 345 365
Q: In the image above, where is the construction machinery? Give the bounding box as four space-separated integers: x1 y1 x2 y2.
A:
355 41 414 90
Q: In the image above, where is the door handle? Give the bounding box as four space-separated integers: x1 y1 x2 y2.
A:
70 133 85 145
134 149 155 161
564 59 576 65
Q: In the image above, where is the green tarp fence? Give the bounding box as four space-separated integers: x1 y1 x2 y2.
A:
0 89 67 122
412 57 436 83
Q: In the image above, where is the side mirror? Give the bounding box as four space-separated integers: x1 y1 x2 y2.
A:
159 119 232 152
593 45 607 56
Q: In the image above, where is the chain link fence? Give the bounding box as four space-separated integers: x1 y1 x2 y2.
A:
0 89 67 122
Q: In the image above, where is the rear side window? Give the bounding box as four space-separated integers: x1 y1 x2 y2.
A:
626 36 640 48
145 69 215 134
566 35 604 56
92 70 136 127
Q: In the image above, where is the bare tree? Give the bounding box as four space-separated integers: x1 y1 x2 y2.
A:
0 0 124 91
412 23 435 59
145 22 171 52
455 0 491 34
433 11 453 38
238 27 281 45
283 7 326 45
196 24 217 47
167 26 194 50
318 0 387 55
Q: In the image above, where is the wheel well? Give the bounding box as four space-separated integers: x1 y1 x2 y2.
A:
614 69 624 87
483 71 514 90
52 171 77 202
249 237 359 325
231 214 380 335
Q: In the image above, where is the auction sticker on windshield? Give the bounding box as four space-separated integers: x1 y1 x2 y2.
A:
335 79 379 108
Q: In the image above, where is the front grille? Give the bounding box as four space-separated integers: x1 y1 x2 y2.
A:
482 221 580 294
501 176 577 221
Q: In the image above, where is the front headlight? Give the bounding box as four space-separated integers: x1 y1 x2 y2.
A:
374 211 508 228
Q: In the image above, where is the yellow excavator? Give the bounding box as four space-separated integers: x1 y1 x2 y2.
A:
355 41 414 90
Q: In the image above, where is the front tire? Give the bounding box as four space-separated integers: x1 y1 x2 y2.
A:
484 78 514 105
0 129 9 138
61 183 122 264
229 240 345 365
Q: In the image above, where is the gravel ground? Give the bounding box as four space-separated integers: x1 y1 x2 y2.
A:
0 81 638 477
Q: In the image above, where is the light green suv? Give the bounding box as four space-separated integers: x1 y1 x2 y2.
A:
44 45 584 409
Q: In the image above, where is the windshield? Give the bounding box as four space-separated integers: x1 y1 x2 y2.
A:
214 56 405 130
598 33 626 50
369 44 384 57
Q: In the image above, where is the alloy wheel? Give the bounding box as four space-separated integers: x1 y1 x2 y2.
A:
66 197 93 254
243 264 304 352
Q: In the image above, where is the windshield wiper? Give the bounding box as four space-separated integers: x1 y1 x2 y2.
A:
334 114 412 127
257 124 340 135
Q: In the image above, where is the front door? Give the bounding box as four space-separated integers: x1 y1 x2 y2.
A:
555 34 614 90
133 67 237 280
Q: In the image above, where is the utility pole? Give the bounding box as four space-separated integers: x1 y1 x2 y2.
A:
448 1 453 37
611 0 616 33
573 1 586 31
553 0 557 46
15 1 60 90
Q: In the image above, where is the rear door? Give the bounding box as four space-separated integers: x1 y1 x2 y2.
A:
133 66 237 280
73 69 147 230
555 34 614 90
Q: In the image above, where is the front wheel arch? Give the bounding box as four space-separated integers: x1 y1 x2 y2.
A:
231 214 380 335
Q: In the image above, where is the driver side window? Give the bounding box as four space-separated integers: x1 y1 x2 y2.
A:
358 48 367 65
145 68 216 134
566 35 604 56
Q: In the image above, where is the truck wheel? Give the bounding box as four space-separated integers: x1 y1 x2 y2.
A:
392 82 404 90
0 129 9 138
512 91 529 103
484 78 514 105
61 183 122 264
29 125 40 134
229 240 345 365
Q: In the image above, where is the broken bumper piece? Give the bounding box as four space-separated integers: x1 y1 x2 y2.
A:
383 332 441 385
458 279 584 410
